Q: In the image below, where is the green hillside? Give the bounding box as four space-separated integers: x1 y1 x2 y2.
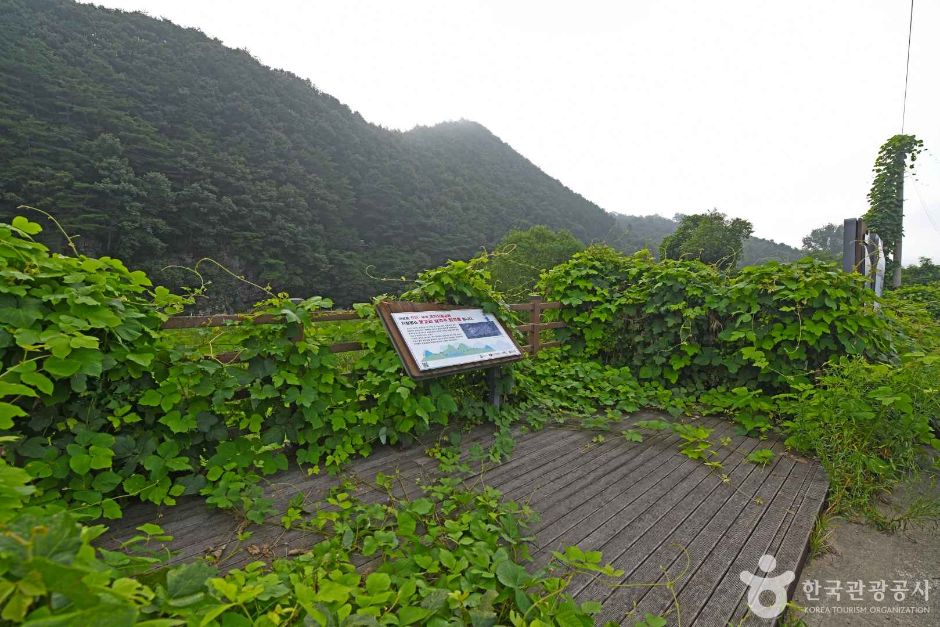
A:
0 0 619 307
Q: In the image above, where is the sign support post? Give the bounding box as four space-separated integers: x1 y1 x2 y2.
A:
486 367 502 409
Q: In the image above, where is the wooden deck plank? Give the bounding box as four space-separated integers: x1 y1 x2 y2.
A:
110 421 497 531
563 422 758 598
689 455 815 626
515 420 716 543
585 441 770 624
500 422 688 522
528 418 735 569
726 462 830 626
619 440 798 625
137 424 569 565
100 411 828 626
620 440 793 616
495 419 689 505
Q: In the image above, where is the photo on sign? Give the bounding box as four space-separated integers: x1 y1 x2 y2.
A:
458 321 500 339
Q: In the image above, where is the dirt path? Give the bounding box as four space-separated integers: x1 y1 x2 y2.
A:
796 470 939 625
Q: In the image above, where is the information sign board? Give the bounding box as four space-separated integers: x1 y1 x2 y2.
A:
376 301 523 379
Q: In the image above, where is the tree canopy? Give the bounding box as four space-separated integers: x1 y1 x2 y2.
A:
902 257 940 286
801 222 844 262
610 212 801 266
659 210 754 269
0 0 620 308
488 225 583 300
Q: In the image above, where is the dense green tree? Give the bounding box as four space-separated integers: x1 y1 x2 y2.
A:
488 226 584 300
659 210 753 269
740 236 804 265
0 0 620 309
902 257 940 286
610 212 801 265
801 222 844 262
609 213 679 254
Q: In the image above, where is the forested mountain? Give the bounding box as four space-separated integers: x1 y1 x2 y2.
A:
611 213 803 265
0 0 619 308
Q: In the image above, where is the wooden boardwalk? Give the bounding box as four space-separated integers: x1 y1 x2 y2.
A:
105 411 828 626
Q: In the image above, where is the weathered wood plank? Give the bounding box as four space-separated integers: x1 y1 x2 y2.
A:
99 411 827 625
498 418 687 513
689 456 815 626
557 421 754 590
618 441 797 625
574 431 769 618
526 418 723 551
726 462 829 626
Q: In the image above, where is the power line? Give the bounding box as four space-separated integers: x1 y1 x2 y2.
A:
901 0 914 133
909 176 940 236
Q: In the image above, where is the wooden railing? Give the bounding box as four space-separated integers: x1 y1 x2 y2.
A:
508 295 565 354
162 295 565 363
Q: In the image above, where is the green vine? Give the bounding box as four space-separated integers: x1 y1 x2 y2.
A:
0 219 518 522
863 134 924 275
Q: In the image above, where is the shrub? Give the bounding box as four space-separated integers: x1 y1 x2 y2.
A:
659 210 753 269
886 283 940 321
488 225 583 301
782 355 939 514
540 245 893 391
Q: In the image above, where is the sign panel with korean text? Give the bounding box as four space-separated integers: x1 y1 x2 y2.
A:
376 302 524 379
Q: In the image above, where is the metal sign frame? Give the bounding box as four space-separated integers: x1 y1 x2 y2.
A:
375 301 524 380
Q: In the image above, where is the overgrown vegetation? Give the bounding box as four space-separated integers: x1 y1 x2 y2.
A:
0 218 515 524
540 245 892 389
0 463 622 625
535 243 937 521
488 226 583 301
901 256 940 286
2 212 938 625
800 222 844 263
863 133 924 280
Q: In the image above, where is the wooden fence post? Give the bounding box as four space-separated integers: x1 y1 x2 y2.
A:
528 294 542 356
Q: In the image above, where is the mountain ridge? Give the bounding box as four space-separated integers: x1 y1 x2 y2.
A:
0 0 619 307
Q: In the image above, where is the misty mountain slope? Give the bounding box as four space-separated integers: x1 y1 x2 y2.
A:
0 0 618 306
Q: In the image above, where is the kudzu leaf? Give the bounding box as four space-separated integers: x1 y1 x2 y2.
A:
43 356 81 378
12 216 42 235
20 371 53 395
0 382 37 397
495 560 529 589
364 573 390 595
68 453 92 475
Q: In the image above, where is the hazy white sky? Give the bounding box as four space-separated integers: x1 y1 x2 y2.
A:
82 0 940 262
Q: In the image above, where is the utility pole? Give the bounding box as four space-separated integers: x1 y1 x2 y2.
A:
893 152 904 288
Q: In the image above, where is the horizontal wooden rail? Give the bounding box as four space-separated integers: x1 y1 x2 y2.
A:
162 310 360 329
509 300 562 312
516 321 566 333
164 295 565 359
522 340 562 353
329 341 364 353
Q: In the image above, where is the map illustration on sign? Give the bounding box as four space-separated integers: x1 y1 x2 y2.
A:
390 308 521 371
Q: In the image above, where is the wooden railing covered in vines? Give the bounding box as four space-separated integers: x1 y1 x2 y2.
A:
162 295 566 363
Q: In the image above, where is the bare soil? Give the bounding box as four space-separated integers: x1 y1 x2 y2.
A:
796 468 939 626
